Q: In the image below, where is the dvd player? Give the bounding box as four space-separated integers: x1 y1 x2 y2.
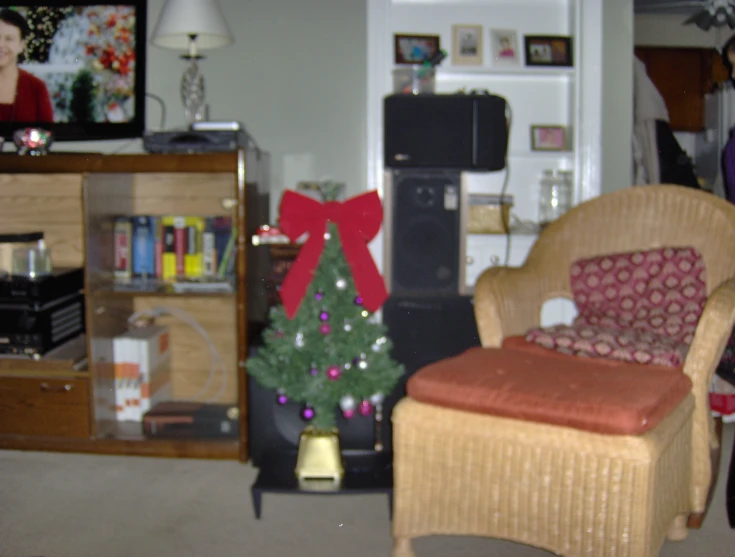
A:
0 267 84 308
143 129 248 154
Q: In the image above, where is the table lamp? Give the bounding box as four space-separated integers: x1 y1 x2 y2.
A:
151 0 234 126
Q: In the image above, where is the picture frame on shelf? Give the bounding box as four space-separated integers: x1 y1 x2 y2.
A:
451 24 483 66
489 28 520 67
524 35 573 67
394 33 441 65
531 125 568 151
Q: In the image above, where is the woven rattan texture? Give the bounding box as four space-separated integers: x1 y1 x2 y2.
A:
392 186 735 557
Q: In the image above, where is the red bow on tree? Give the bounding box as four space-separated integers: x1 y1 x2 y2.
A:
278 190 387 319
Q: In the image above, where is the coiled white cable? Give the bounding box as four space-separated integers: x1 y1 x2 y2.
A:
128 305 227 402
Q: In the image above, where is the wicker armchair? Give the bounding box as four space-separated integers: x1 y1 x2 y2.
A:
391 185 735 557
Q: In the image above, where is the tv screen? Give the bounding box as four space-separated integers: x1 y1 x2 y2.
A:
0 1 147 141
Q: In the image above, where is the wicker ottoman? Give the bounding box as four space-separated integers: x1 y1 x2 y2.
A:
391 339 695 557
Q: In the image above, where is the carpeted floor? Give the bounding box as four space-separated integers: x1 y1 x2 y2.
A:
1 426 733 557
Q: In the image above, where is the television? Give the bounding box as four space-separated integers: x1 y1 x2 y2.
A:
0 1 147 141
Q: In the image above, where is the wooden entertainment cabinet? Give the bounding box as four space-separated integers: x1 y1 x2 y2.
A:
0 149 269 462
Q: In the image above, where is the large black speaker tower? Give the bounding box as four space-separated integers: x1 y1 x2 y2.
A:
384 168 466 295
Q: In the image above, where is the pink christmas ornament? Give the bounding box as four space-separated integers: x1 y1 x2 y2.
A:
319 323 331 335
358 400 373 416
343 409 356 419
326 365 342 381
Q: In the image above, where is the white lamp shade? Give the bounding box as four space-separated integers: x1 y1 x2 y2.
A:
151 0 234 51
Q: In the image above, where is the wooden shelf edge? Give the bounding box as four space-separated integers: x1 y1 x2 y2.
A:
0 151 242 174
89 288 236 298
0 434 244 461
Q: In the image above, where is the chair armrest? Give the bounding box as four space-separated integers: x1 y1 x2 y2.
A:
686 278 735 401
473 265 551 347
683 278 735 510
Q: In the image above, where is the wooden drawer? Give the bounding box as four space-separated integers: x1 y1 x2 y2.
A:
0 376 90 438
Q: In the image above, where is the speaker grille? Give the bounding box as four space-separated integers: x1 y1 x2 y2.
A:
389 169 463 294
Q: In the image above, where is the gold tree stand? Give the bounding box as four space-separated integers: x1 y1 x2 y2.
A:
294 426 344 484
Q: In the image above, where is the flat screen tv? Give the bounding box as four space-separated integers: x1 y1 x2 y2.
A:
0 1 147 141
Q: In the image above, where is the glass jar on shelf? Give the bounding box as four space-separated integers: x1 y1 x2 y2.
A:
538 169 573 228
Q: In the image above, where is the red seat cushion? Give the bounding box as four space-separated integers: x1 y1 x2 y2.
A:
406 336 692 435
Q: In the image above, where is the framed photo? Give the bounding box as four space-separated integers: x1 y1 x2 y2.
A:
531 125 568 151
394 34 441 65
524 35 573 67
451 24 483 66
490 29 520 67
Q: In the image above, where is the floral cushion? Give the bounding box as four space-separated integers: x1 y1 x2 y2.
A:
526 323 690 367
525 246 707 367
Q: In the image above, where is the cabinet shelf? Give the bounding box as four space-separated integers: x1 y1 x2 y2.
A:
90 286 236 298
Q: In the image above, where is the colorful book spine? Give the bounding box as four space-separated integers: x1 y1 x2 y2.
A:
173 216 186 278
113 217 132 281
202 217 217 277
153 216 163 279
131 216 155 279
161 216 177 281
184 216 205 279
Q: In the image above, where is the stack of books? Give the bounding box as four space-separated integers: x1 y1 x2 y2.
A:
113 215 236 290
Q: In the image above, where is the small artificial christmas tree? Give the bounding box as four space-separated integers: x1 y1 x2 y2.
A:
246 184 404 434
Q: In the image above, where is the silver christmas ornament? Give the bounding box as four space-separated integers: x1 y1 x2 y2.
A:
369 392 385 406
339 395 356 411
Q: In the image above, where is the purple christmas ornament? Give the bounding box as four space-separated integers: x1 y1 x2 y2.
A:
315 291 324 301
319 311 329 321
276 394 288 405
309 367 319 376
354 296 363 305
301 406 315 421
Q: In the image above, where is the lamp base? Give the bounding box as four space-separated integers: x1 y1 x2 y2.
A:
180 56 207 126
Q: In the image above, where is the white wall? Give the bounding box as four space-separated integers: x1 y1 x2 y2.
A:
599 0 633 193
37 0 368 222
634 13 732 48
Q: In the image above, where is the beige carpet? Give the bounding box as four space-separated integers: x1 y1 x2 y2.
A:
1 426 733 557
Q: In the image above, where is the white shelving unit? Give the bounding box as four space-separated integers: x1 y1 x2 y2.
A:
367 0 607 326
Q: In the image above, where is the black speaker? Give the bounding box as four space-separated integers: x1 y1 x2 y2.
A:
385 168 465 294
247 372 378 467
380 294 481 451
384 93 509 171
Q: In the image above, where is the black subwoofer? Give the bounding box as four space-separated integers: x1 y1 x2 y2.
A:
247 373 377 467
385 169 464 295
247 294 480 464
380 293 481 451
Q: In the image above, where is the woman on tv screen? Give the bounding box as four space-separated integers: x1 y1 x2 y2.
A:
0 8 53 123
